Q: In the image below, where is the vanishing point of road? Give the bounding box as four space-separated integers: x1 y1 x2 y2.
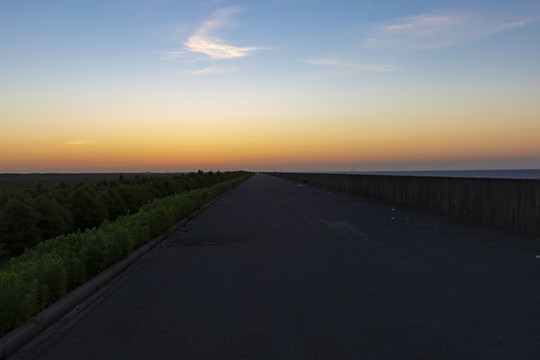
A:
14 174 540 359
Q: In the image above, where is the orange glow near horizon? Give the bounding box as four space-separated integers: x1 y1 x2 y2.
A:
2 110 540 172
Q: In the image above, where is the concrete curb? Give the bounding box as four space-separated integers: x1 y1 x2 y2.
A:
0 191 227 360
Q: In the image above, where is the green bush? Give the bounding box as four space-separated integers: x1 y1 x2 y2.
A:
0 171 248 258
0 272 39 335
0 173 251 336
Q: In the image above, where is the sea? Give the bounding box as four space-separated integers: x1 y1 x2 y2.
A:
343 169 540 179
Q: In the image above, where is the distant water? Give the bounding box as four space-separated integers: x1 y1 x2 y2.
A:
350 169 540 179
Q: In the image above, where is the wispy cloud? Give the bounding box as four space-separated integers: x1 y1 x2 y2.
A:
65 140 92 146
184 66 237 76
304 58 396 74
161 51 185 60
184 7 262 59
185 36 260 59
364 10 540 49
499 16 540 30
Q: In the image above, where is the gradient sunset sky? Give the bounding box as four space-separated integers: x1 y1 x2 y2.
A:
1 0 539 172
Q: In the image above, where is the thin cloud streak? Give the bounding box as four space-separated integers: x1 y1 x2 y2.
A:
184 66 237 76
161 51 185 59
304 58 396 73
65 140 92 145
365 10 540 49
499 16 540 30
196 6 240 35
185 36 260 59
184 7 262 59
377 14 465 32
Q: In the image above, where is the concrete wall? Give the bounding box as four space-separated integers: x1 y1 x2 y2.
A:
271 173 540 237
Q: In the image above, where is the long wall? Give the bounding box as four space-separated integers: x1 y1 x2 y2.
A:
271 173 540 237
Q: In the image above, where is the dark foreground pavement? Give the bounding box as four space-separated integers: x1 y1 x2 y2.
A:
13 174 540 359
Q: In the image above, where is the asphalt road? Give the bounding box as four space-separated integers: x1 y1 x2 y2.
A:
14 173 540 359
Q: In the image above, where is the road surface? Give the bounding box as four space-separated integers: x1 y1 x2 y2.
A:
13 173 540 359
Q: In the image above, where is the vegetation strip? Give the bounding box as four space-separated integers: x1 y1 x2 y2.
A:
0 173 251 344
1 171 244 261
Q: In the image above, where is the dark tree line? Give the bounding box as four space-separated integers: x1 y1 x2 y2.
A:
0 171 244 257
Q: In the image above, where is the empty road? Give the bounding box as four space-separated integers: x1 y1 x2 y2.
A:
15 173 540 359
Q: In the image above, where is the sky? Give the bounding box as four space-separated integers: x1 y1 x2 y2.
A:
1 0 539 173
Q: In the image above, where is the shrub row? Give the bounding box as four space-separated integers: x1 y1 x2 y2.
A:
0 171 243 257
0 174 251 336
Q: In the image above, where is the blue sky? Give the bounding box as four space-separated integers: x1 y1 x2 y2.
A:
1 0 539 172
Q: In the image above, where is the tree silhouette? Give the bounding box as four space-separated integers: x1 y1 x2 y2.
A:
31 195 73 240
70 185 108 231
0 198 41 255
